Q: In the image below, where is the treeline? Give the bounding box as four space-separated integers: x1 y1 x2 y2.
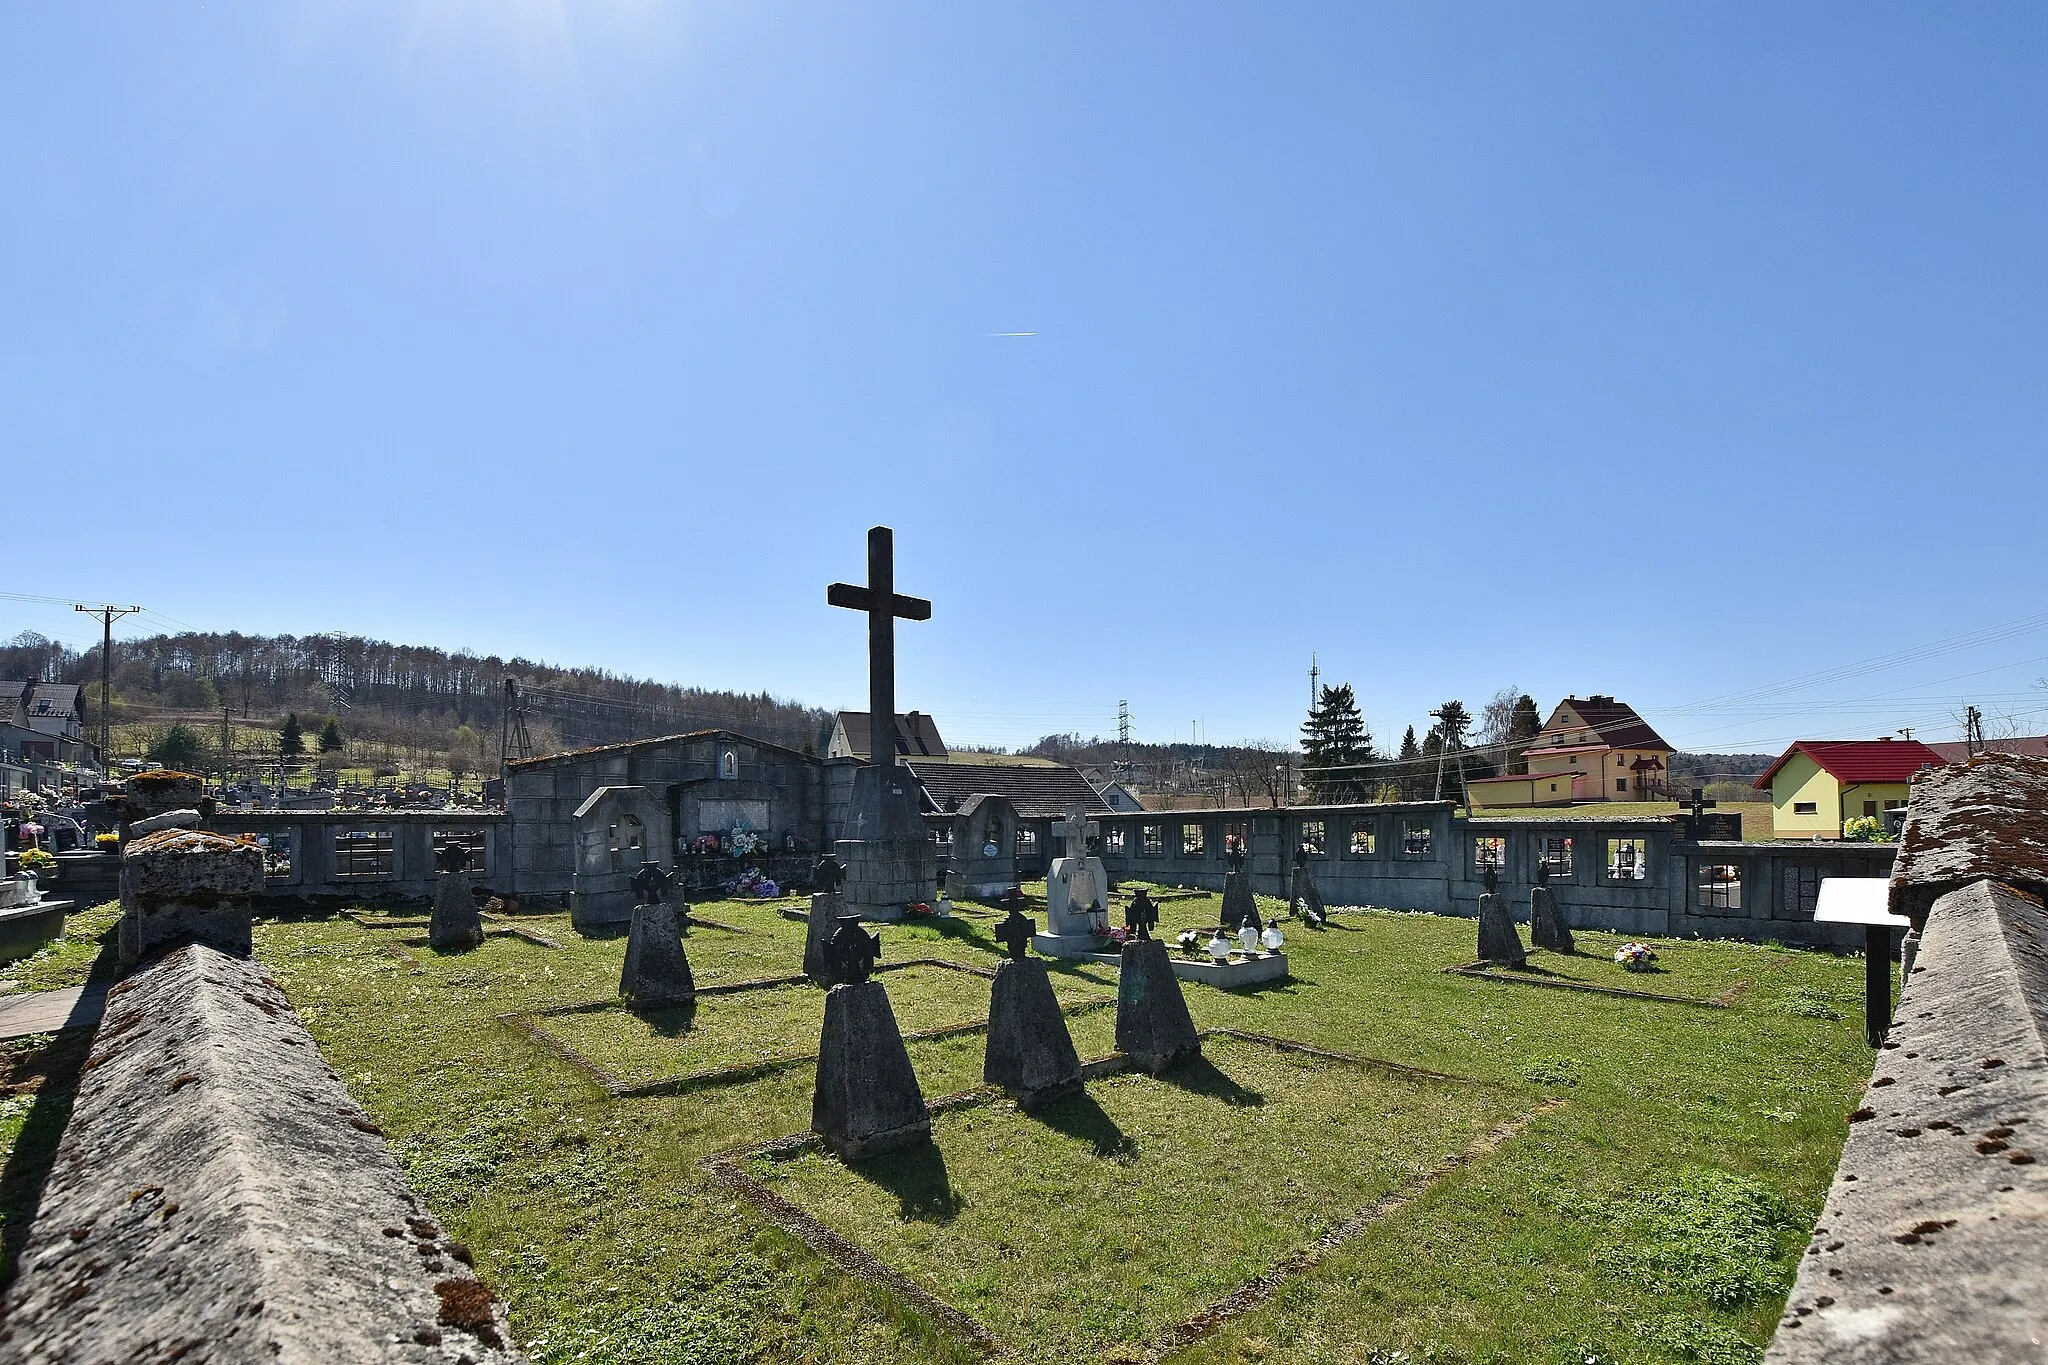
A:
0 630 832 758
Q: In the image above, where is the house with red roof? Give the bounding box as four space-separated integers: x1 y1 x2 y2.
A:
1754 737 1947 839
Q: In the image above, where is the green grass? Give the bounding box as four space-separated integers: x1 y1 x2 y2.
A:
0 888 1875 1364
0 900 120 995
1463 800 1777 842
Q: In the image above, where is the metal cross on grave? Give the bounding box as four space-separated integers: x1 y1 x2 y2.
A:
827 526 932 769
1688 787 1717 821
995 906 1035 962
1055 804 1099 861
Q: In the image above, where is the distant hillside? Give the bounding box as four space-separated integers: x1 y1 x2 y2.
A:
0 629 831 760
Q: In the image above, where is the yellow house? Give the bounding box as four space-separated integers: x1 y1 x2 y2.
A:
1754 738 1945 839
1468 695 1673 809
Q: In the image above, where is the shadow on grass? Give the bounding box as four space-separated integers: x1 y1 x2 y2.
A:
1029 1089 1136 1160
637 1001 699 1037
851 1139 965 1224
0 922 123 1290
1158 1054 1264 1108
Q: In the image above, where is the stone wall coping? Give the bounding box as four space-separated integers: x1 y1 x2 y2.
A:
0 945 526 1363
1765 875 2048 1362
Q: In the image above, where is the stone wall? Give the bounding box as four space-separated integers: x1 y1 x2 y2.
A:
206 810 505 908
0 945 525 1363
1765 751 2048 1359
1091 803 1883 947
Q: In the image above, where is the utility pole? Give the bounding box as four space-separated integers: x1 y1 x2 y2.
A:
73 603 141 776
1964 706 1984 757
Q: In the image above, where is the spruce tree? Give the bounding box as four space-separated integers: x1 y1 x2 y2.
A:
149 723 209 772
279 712 305 757
1300 684 1375 803
1507 695 1542 773
317 716 345 753
1398 725 1421 799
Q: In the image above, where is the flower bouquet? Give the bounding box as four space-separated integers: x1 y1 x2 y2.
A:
905 902 934 918
1613 942 1658 973
691 834 722 855
728 826 762 858
94 832 120 851
1098 925 1135 947
1176 928 1204 957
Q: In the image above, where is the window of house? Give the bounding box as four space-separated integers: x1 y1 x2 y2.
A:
1793 801 1818 816
1605 838 1647 881
1862 801 1878 817
1349 823 1376 855
1883 799 1904 812
1402 821 1433 856
432 828 487 873
1141 824 1164 855
1015 828 1039 857
1300 821 1326 856
334 828 395 877
1569 755 1578 765
1698 861 1743 911
1473 836 1506 872
1181 823 1206 857
1617 755 1626 767
1539 835 1573 880
1615 778 1628 793
1548 782 1559 795
1106 826 1127 855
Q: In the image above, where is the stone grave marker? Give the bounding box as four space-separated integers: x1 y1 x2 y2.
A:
1033 804 1111 957
1528 860 1575 954
429 839 485 952
1220 871 1258 931
804 854 847 988
118 828 264 969
983 906 1082 1109
1125 887 1159 941
1476 863 1526 966
1290 847 1327 928
1114 938 1202 1075
620 863 694 1007
812 917 931 1158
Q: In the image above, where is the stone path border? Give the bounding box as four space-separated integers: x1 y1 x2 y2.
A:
1139 1096 1571 1362
702 1030 1508 1359
499 958 1111 1098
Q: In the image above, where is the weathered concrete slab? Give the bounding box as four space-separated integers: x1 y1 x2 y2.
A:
1114 939 1201 1075
0 944 525 1364
1765 878 2048 1363
812 979 930 1159
1891 752 2048 921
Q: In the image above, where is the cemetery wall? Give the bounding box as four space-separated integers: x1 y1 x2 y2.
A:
206 809 507 907
0 943 525 1362
1092 803 1884 947
1766 752 2048 1360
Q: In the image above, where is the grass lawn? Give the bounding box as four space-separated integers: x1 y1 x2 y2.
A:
0 888 1875 1364
1462 800 1778 842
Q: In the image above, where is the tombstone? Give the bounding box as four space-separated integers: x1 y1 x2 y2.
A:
812 916 931 1158
827 528 939 923
1220 872 1258 931
984 907 1082 1108
803 855 848 987
620 864 695 1006
1529 861 1575 954
569 785 675 931
118 828 264 969
1033 804 1110 957
1475 865 1526 966
954 794 1018 899
1114 938 1202 1075
1225 838 1247 875
1290 860 1327 929
429 840 485 952
1125 888 1159 941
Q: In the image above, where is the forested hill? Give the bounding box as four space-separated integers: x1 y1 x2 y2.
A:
0 630 831 757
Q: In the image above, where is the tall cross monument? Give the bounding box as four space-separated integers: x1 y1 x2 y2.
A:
827 526 932 769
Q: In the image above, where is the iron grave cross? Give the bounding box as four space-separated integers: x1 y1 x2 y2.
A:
827 526 932 769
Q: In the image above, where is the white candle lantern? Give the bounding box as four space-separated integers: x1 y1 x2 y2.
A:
1207 931 1231 962
1261 924 1284 952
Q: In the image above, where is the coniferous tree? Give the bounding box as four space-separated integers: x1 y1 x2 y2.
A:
1507 694 1542 773
317 716 345 753
1300 684 1376 803
279 712 305 757
148 723 209 772
1398 725 1421 799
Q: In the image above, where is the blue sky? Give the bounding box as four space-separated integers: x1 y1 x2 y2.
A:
4 3 2046 755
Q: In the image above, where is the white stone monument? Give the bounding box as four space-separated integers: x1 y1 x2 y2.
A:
1033 804 1109 958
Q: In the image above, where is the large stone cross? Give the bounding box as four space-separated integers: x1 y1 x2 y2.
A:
827 526 932 769
1054 805 1098 861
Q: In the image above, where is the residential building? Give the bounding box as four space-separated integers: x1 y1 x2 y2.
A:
826 710 948 762
1754 738 1947 839
1468 695 1673 809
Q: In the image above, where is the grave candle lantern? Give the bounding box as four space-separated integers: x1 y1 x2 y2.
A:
1207 930 1231 962
1260 924 1284 952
